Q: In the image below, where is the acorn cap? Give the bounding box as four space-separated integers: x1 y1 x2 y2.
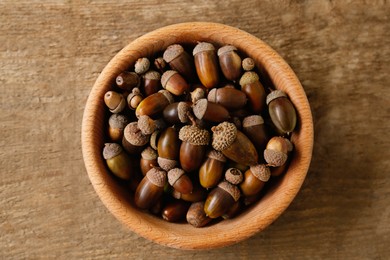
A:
239 71 260 87
103 143 123 160
242 115 264 128
177 102 191 123
211 122 237 151
127 87 143 104
161 70 178 88
207 88 217 103
150 130 160 150
266 90 287 105
146 168 167 188
193 99 210 120
249 164 271 182
225 168 243 185
143 70 161 80
242 57 255 71
158 89 174 104
217 45 237 56
207 150 226 162
167 168 185 186
191 88 205 103
193 42 215 56
157 157 178 171
134 57 150 74
108 114 129 129
163 44 185 63
218 181 240 202
179 125 210 146
123 122 149 146
138 115 156 135
264 149 288 167
141 146 157 160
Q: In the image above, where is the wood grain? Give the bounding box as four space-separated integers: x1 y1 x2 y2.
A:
1 0 389 258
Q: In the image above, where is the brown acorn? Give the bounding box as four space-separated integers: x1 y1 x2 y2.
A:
207 86 247 110
116 71 140 91
204 181 241 218
211 122 258 166
163 44 196 82
199 150 226 189
178 124 210 172
172 184 207 202
134 167 167 209
222 200 241 219
217 45 242 82
122 122 149 154
240 164 270 197
162 199 190 223
134 57 150 75
104 91 126 113
149 197 165 216
186 201 212 228
103 143 135 180
193 42 220 89
193 99 230 123
142 70 161 96
242 115 268 154
127 88 143 110
157 127 181 171
161 70 190 96
239 71 266 113
267 90 297 134
140 147 158 176
270 138 293 176
108 114 129 142
162 102 191 125
264 136 289 167
168 168 193 194
135 90 174 118
149 130 161 150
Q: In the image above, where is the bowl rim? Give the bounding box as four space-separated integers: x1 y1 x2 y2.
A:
81 22 314 250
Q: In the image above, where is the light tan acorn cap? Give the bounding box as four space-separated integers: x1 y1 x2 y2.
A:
149 130 160 150
123 122 149 146
146 168 167 187
218 181 241 202
242 57 255 71
193 99 209 120
103 143 123 160
264 149 288 167
179 125 210 145
191 88 205 103
137 115 156 135
242 115 264 128
266 89 287 105
217 45 237 56
157 157 178 171
207 88 217 103
211 122 237 151
134 57 150 74
141 146 157 160
249 164 271 182
163 44 185 63
239 71 260 87
225 168 243 185
143 70 161 80
158 89 174 104
207 150 226 162
193 42 215 56
167 168 185 186
161 70 178 88
177 102 191 123
108 114 129 129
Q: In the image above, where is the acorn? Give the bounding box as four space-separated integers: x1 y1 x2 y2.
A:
162 199 190 223
239 71 266 114
157 127 181 171
127 88 143 110
242 115 268 154
162 102 191 125
134 167 167 209
116 71 140 91
172 184 207 202
137 115 158 135
211 122 258 166
240 164 270 197
122 122 149 154
190 87 205 104
217 45 242 82
222 200 241 219
204 181 241 218
163 44 196 82
140 146 158 176
168 168 193 194
207 86 247 110
108 114 129 142
264 136 289 167
199 150 226 189
161 70 190 96
103 143 135 180
178 123 210 172
266 90 297 134
142 70 161 96
242 57 255 71
193 99 230 123
186 201 212 228
149 197 165 216
193 42 220 88
225 168 244 185
135 90 174 118
104 91 126 113
149 130 161 150
134 57 150 75
154 57 166 73
270 138 293 176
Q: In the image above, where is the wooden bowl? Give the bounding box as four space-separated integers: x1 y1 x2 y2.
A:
81 22 313 250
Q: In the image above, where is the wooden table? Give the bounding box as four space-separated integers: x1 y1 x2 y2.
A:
1 1 389 258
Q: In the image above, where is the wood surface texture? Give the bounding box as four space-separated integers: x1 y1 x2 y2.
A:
1 0 389 258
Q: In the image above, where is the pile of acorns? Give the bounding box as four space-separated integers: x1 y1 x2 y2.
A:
102 42 297 227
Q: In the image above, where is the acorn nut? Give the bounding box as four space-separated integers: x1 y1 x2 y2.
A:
127 88 143 110
104 91 126 113
186 201 212 228
207 86 247 110
163 44 196 82
271 138 293 177
134 167 167 209
138 115 157 135
193 42 220 89
161 70 190 96
140 146 158 176
157 127 181 171
161 199 190 223
242 115 268 155
242 57 255 71
240 164 270 197
264 136 289 167
108 114 129 142
135 90 174 118
168 168 193 194
103 143 135 180
122 122 149 154
162 102 191 125
217 45 242 82
239 71 266 113
193 99 230 123
266 90 297 134
199 150 226 189
142 70 161 97
172 184 207 202
116 71 140 91
204 181 241 218
154 57 166 72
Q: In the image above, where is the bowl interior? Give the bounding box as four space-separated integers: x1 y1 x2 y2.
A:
81 22 313 250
